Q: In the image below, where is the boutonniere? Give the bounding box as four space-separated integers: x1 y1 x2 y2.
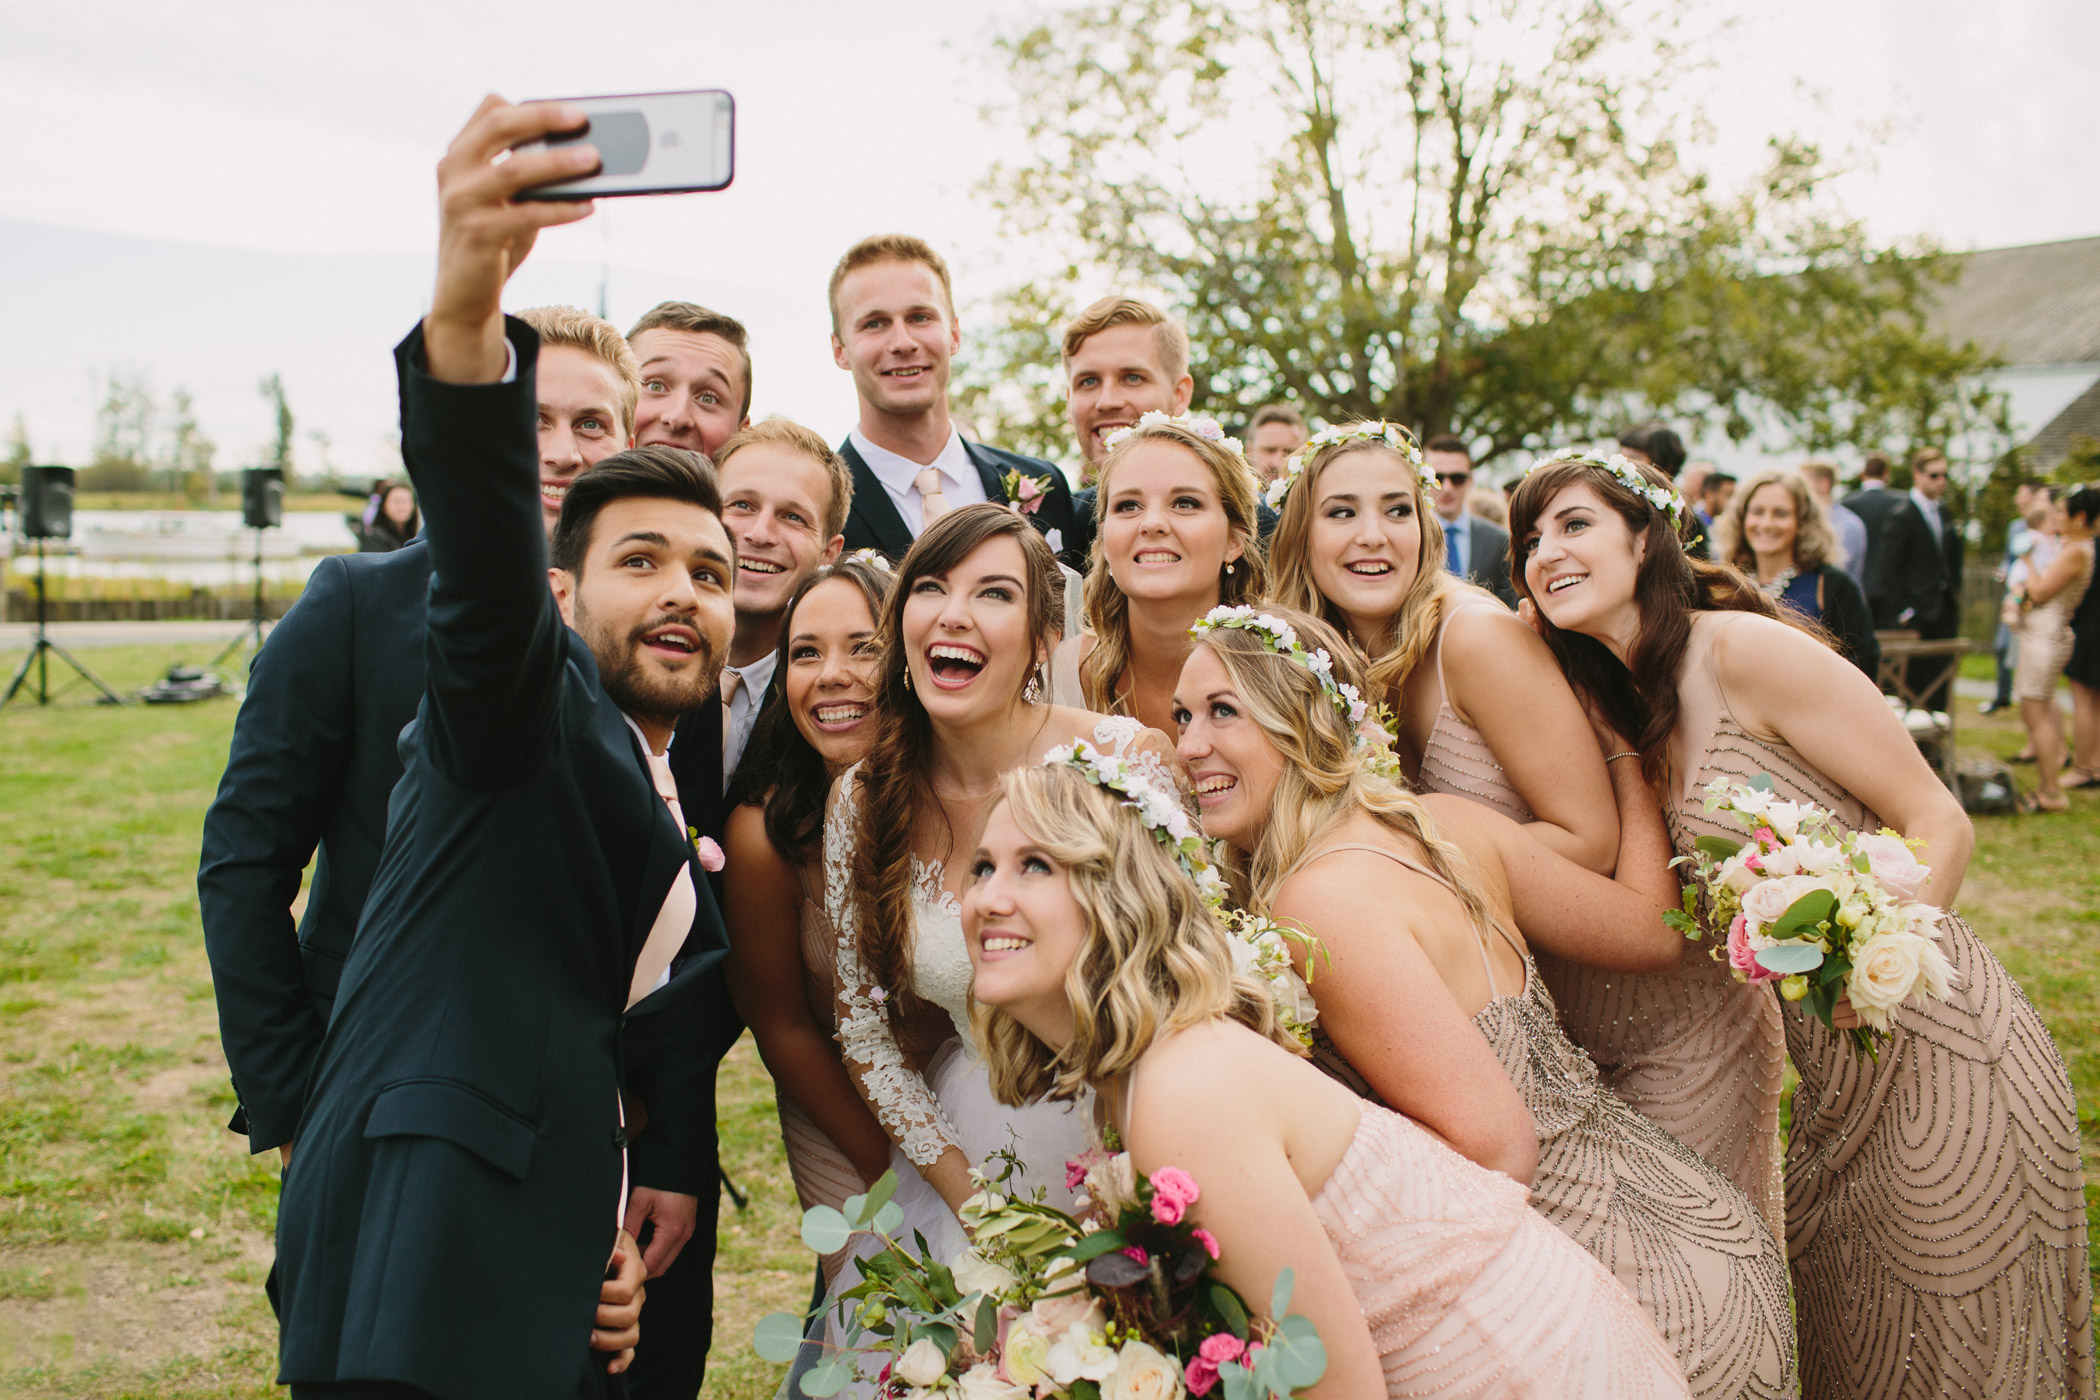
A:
1001 468 1052 515
687 826 725 873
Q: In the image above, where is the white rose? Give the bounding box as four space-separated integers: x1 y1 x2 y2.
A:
1761 799 1814 840
895 1338 952 1390
1002 1317 1054 1389
1718 852 1761 894
1853 831 1930 901
1046 1320 1118 1385
1847 930 1929 1014
1105 1340 1186 1400
951 1250 1017 1299
1739 878 1800 928
1757 843 1803 877
1791 839 1844 876
959 1363 1031 1400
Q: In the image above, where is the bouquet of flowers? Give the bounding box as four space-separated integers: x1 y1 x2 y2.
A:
754 1154 1326 1400
1665 775 1956 1055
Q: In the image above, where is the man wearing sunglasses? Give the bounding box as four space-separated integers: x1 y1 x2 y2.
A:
1423 434 1517 607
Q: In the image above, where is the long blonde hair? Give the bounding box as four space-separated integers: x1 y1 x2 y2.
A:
1192 606 1502 937
973 765 1301 1107
1079 420 1266 711
1263 433 1490 700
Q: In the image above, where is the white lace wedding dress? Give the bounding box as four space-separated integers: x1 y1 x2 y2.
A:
825 717 1164 1262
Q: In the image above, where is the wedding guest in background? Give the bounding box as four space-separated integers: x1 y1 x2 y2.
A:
966 761 1692 1400
1466 483 1507 527
2006 484 2096 812
1716 469 1878 678
272 97 738 1396
1693 468 1734 540
1798 460 1866 583
1874 446 1965 699
1618 422 1688 482
1983 480 2043 716
2065 490 2100 787
1264 424 1616 874
1512 451 2091 1399
1048 415 1264 733
358 480 419 552
1248 402 1307 485
829 234 1086 571
200 299 638 1173
1842 450 1905 625
713 420 850 785
629 301 751 458
1174 608 1796 1397
1422 434 1517 606
720 556 896 1284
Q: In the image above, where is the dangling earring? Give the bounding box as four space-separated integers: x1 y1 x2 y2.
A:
903 666 913 693
1225 560 1236 576
1024 667 1044 704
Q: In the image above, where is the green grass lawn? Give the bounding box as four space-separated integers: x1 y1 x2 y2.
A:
0 642 2091 1397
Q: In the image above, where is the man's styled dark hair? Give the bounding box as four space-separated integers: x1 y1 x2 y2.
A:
550 446 723 575
1861 451 1891 481
1423 433 1471 461
1701 471 1737 495
1617 422 1687 475
627 301 754 419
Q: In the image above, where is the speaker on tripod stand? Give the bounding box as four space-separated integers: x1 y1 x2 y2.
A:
212 466 285 668
3 465 125 707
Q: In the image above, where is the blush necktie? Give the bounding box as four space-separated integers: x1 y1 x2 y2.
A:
914 467 950 529
627 750 697 1012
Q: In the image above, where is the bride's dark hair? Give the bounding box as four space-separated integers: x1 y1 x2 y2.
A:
849 504 1064 1029
1505 457 1797 789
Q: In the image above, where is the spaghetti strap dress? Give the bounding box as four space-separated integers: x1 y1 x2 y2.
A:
1297 839 1798 1399
1414 600 1788 1238
1672 615 2093 1400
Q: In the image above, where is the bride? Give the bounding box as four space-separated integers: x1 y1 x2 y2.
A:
827 503 1173 1255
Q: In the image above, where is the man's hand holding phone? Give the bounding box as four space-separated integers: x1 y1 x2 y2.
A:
423 95 597 386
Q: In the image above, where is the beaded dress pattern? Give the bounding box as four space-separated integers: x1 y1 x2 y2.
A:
1672 626 2093 1400
1303 842 1798 1399
1311 1100 1691 1399
1412 603 1787 1238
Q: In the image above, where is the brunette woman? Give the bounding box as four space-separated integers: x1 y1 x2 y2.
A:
1173 606 1797 1399
1511 452 2091 1400
1048 414 1265 733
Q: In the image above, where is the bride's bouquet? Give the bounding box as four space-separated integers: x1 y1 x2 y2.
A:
1666 775 1956 1055
755 1154 1326 1400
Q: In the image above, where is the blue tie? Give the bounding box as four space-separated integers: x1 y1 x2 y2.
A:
1445 522 1463 576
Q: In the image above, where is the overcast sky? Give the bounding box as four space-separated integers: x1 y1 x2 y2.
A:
3 0 2095 479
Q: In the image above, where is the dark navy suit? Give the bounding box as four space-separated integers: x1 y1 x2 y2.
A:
839 437 1091 572
271 321 731 1399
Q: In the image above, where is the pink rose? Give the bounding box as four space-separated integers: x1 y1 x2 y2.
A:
1197 1334 1245 1366
1727 914 1779 984
695 837 725 873
1150 1194 1186 1226
1016 476 1042 502
1148 1166 1200 1209
1753 826 1779 850
1191 1228 1220 1261
1184 1356 1220 1397
1065 1157 1092 1192
1121 1245 1151 1267
1854 831 1929 901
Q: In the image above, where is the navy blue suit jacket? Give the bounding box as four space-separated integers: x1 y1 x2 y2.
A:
838 436 1091 572
273 321 732 1398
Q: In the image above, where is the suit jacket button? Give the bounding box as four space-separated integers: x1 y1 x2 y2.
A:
612 1127 628 1149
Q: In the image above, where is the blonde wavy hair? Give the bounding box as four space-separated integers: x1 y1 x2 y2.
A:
973 764 1301 1108
1191 606 1502 936
1715 469 1839 575
1263 433 1493 702
1079 420 1267 711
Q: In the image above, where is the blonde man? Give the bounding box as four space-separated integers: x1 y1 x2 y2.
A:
1247 403 1307 485
519 304 642 534
713 419 853 778
1061 294 1193 478
828 233 1088 569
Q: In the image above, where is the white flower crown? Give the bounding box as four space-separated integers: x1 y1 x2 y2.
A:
1042 739 1230 907
1265 421 1431 512
1524 451 1685 527
845 548 894 575
1188 605 1375 744
1100 411 1246 460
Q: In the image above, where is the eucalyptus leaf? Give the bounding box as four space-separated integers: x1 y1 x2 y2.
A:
1219 1362 1257 1400
753 1312 809 1363
1270 1314 1330 1388
862 1170 899 1220
1064 1229 1128 1262
1769 889 1838 938
1211 1283 1250 1338
1270 1265 1296 1320
1753 942 1826 975
841 1192 869 1227
801 1206 851 1255
871 1201 904 1236
974 1294 998 1353
798 1359 853 1398
1750 773 1775 792
1694 834 1743 860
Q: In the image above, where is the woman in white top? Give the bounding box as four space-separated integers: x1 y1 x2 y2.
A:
827 503 1172 1252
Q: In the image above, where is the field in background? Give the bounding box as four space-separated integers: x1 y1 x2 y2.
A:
0 641 2090 1398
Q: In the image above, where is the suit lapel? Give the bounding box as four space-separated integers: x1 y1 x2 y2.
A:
965 440 1009 504
839 439 915 556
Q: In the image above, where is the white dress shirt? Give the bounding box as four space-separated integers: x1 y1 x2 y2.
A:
850 427 986 537
719 649 778 791
1910 488 1944 541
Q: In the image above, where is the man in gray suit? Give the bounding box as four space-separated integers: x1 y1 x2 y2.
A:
1424 434 1516 607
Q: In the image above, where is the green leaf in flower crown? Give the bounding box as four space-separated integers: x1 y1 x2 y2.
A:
1270 1265 1295 1320
801 1206 851 1255
1210 1283 1250 1339
799 1358 853 1398
753 1312 808 1363
1694 834 1743 861
1753 942 1826 975
1768 888 1838 939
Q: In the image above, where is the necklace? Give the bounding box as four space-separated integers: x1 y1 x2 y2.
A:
1757 566 1798 598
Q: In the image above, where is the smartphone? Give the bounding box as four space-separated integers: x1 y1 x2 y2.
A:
516 89 734 200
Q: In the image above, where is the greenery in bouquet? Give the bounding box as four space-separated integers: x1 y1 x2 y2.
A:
1665 774 1954 1056
754 1149 1326 1400
1218 909 1322 1051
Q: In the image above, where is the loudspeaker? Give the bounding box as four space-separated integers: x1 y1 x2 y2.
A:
21 465 75 540
241 467 284 530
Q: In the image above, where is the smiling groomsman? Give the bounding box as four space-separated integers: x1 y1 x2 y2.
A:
830 234 1087 572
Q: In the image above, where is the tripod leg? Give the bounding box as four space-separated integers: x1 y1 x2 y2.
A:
43 639 127 705
2 640 41 705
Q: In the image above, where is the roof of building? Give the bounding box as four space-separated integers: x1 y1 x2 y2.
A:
1930 234 2100 368
2026 374 2100 471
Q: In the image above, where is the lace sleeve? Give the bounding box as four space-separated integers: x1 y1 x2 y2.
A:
826 765 964 1167
1091 714 1181 794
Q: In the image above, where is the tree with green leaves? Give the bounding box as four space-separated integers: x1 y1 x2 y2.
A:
85 368 157 491
165 388 217 502
2 414 28 485
259 372 296 479
961 0 2006 473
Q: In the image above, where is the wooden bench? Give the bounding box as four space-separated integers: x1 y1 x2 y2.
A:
1874 631 1974 788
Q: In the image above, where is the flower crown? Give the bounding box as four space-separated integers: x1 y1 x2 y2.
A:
845 547 894 575
1265 421 1431 512
1100 411 1245 460
1042 739 1229 908
1188 605 1373 742
1525 451 1684 527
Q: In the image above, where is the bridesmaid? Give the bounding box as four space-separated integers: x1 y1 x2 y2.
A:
1174 606 1798 1399
1263 422 1617 879
720 555 895 1286
1049 414 1265 732
1511 452 2094 1400
963 759 1690 1400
